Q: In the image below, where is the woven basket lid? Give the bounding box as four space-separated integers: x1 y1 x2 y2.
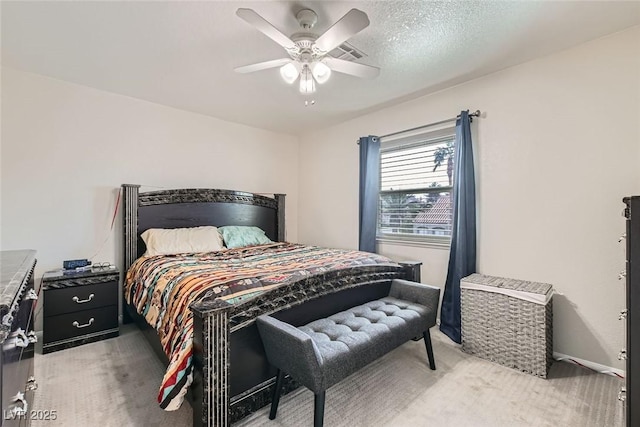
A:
461 273 553 304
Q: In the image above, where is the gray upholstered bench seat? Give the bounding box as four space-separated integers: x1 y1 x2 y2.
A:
256 279 440 427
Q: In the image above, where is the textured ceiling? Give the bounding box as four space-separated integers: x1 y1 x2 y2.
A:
2 1 639 136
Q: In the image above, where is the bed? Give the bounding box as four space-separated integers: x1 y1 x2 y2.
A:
121 184 421 427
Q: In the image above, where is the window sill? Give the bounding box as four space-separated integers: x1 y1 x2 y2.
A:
376 237 451 250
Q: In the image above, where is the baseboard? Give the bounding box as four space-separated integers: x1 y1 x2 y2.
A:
553 351 625 378
429 319 621 378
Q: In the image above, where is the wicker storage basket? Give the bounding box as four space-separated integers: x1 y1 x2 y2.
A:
461 273 553 378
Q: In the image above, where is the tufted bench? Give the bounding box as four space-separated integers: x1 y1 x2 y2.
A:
256 279 440 427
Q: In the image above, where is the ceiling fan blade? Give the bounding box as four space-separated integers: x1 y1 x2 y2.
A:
325 58 380 79
234 58 292 74
314 9 370 53
236 8 298 51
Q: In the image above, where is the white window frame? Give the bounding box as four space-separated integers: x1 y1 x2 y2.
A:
376 126 456 249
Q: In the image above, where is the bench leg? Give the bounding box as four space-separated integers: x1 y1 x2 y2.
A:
314 391 325 427
269 369 285 420
423 330 436 370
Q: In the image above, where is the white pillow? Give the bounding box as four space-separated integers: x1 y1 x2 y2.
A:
141 226 225 256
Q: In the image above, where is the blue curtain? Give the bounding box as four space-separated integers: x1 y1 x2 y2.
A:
440 111 477 343
358 135 380 253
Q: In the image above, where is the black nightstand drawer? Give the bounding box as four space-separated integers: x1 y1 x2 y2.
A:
43 305 118 344
44 280 117 317
42 268 119 353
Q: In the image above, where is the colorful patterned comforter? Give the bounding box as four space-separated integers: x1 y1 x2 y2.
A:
124 242 396 410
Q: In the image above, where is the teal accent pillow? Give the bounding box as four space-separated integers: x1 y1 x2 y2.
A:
219 226 273 249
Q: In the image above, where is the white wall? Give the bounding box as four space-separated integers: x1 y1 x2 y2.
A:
297 27 640 369
1 68 299 276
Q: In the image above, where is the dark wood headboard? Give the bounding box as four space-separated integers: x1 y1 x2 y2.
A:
121 185 285 273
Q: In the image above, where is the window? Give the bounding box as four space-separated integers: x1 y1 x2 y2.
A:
377 129 455 245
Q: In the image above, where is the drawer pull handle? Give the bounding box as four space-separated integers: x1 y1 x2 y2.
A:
618 349 627 360
72 318 95 329
618 386 627 402
7 391 28 418
25 288 38 301
15 329 29 348
2 328 31 350
26 376 38 391
72 293 95 304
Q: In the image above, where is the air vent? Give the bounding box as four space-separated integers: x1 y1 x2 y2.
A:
328 42 366 62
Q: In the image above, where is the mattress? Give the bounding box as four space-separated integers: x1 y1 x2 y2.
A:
124 242 397 410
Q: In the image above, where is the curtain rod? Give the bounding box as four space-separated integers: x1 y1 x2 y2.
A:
368 110 481 142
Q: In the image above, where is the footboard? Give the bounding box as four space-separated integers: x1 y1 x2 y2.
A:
190 262 421 427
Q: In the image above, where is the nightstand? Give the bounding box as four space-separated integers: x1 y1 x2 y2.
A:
42 267 119 354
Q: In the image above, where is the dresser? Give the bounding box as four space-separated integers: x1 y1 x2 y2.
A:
1 250 38 426
42 268 119 354
623 196 639 426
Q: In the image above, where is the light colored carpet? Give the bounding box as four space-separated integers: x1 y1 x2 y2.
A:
32 324 623 426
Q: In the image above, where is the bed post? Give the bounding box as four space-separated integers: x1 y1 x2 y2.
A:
192 300 233 427
121 184 140 324
122 184 140 274
274 194 286 242
399 261 422 283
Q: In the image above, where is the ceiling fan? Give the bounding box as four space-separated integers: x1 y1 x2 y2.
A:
235 7 380 94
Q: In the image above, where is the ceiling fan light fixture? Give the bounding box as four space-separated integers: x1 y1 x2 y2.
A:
311 62 331 84
236 8 377 95
279 62 299 84
299 65 316 94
